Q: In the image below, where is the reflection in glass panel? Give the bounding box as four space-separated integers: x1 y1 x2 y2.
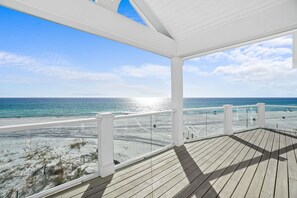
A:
266 106 297 132
233 107 258 132
184 108 224 140
114 112 173 164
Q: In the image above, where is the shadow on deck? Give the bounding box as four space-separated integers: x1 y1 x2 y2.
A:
50 128 297 198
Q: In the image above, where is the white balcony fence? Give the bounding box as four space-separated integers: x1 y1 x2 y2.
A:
0 103 296 198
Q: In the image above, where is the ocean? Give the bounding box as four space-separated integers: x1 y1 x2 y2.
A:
0 97 297 118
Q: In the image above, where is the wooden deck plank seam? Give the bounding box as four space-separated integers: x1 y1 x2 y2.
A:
74 134 231 197
182 128 259 198
104 133 237 197
170 130 259 198
231 130 271 198
217 129 266 198
48 129 297 198
59 135 223 198
245 131 275 198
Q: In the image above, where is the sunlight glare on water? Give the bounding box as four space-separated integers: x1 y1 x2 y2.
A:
131 97 169 112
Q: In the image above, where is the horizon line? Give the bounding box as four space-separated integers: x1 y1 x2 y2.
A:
0 96 297 99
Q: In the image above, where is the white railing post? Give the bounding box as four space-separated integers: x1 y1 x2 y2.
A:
96 112 115 177
257 103 265 128
224 105 233 135
171 57 184 147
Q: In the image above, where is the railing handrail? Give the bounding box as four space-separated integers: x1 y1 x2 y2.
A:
183 107 224 111
0 117 97 133
0 109 175 133
266 105 297 109
232 105 258 108
114 110 175 120
183 104 258 112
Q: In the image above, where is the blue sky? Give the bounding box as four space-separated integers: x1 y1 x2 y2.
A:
0 1 295 97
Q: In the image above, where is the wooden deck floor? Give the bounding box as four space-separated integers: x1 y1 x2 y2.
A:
50 128 297 198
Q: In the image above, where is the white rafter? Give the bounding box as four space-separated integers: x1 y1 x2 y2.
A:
93 0 121 13
130 0 173 39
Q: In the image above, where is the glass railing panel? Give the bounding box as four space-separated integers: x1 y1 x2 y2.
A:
205 108 224 136
0 121 98 198
265 106 297 132
114 115 152 163
114 111 173 164
184 109 207 140
151 112 172 151
233 106 258 132
184 108 224 141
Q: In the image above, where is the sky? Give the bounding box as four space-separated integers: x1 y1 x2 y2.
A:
0 0 296 98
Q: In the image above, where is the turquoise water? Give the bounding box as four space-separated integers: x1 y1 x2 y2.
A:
0 98 297 118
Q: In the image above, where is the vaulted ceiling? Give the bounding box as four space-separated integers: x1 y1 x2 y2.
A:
0 0 297 59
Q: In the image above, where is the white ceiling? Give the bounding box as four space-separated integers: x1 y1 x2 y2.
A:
140 0 288 41
1 0 296 58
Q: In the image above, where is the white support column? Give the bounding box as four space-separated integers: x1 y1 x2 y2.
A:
224 105 233 135
171 57 184 147
96 112 115 177
257 103 266 128
293 32 297 68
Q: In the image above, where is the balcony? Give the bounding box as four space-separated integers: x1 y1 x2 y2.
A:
1 1 297 197
0 103 296 197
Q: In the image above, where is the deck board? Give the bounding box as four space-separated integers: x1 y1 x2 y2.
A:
156 132 246 198
217 129 266 198
49 128 297 198
175 130 256 198
59 134 217 198
184 130 256 198
231 129 270 198
260 132 280 198
88 136 227 198
148 133 239 197
245 131 275 198
130 136 232 198
196 130 257 198
202 130 260 198
286 134 297 198
275 132 289 198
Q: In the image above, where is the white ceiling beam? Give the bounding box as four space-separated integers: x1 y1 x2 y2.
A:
130 0 173 39
293 32 297 68
178 0 297 59
0 0 177 57
94 0 121 13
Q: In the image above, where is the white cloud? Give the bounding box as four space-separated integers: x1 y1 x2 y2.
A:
262 36 292 47
191 36 292 62
0 51 172 97
120 64 170 78
0 51 120 82
183 65 210 76
187 36 297 96
213 58 296 83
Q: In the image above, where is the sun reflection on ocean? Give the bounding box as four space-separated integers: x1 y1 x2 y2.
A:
130 97 169 113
